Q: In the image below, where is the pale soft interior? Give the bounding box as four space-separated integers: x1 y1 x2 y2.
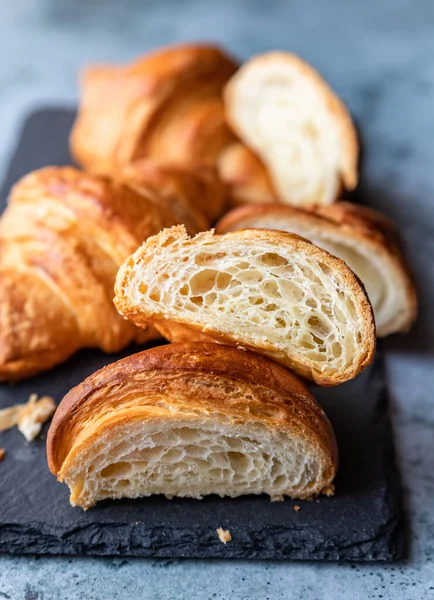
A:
233 216 398 336
127 238 365 377
64 419 323 508
231 61 342 206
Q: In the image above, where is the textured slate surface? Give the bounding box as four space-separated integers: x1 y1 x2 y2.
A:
0 109 404 560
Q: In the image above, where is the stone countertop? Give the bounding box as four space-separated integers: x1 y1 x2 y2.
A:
0 0 433 598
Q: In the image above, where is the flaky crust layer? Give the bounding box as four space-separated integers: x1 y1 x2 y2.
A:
120 159 226 226
115 225 376 385
70 43 238 180
0 166 205 380
47 342 338 504
216 202 417 336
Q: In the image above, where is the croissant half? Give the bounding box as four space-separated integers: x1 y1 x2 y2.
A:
47 343 338 509
217 202 417 336
115 226 375 385
70 43 239 183
0 166 210 380
224 52 359 207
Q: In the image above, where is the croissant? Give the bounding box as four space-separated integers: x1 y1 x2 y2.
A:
218 142 278 206
224 52 359 207
120 159 226 226
115 225 375 385
47 342 338 509
217 202 417 337
0 166 207 380
70 43 238 193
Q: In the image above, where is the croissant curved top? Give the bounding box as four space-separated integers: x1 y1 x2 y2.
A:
70 43 239 177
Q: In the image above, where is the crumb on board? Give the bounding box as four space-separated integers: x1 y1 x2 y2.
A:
0 448 5 462
322 484 335 497
216 528 232 544
293 505 301 512
0 405 22 430
270 494 284 502
0 394 56 441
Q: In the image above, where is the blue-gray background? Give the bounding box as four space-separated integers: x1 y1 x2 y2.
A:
1 1 433 598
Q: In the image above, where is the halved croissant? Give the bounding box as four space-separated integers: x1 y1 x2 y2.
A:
0 166 207 380
70 44 238 188
217 202 417 337
224 52 358 207
115 226 375 385
47 343 338 509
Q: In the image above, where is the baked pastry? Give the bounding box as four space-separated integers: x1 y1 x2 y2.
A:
217 202 417 337
70 44 238 191
224 52 359 207
0 166 202 380
115 226 375 385
218 142 278 206
47 342 338 509
120 159 225 226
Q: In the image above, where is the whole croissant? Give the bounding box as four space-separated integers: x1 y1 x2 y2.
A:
70 44 238 186
0 165 210 380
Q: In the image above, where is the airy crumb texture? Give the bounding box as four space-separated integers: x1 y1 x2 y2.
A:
216 202 417 336
115 225 375 385
0 448 5 462
216 528 232 544
47 343 338 509
224 52 358 207
0 394 56 441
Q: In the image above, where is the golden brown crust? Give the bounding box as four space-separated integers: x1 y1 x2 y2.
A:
217 201 398 244
70 43 238 177
47 342 338 489
115 225 376 385
314 201 400 246
0 166 197 380
120 159 226 226
216 202 417 335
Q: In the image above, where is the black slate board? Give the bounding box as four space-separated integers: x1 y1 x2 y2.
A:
0 109 405 561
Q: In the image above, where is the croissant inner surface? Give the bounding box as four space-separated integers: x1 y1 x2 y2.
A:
115 227 375 384
225 53 358 206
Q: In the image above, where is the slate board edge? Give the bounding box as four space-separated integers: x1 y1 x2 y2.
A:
0 108 406 561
